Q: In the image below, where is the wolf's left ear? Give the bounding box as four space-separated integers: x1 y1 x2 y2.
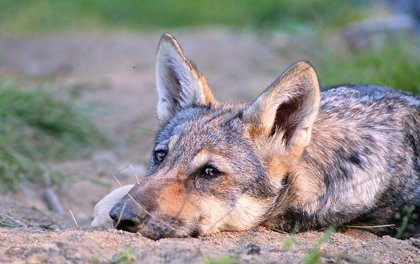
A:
243 61 320 152
155 33 216 124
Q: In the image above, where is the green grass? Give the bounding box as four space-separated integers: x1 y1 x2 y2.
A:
282 235 301 251
394 205 418 239
0 81 109 191
111 246 136 264
303 226 336 264
0 0 368 34
316 39 420 94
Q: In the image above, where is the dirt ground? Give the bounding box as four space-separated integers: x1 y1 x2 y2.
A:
0 29 419 263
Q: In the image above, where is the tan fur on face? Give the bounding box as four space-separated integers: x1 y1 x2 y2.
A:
197 196 229 233
198 194 270 234
156 182 197 220
190 149 211 170
223 195 271 230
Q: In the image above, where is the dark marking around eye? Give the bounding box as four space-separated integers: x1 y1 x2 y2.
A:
202 165 221 179
154 149 167 163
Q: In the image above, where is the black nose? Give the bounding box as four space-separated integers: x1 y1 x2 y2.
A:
109 202 141 233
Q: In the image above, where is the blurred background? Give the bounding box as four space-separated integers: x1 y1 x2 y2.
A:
0 0 419 225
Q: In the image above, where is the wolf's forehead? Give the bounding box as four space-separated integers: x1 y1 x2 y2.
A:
157 106 243 145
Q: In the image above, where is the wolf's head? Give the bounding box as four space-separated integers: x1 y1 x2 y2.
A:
109 33 320 239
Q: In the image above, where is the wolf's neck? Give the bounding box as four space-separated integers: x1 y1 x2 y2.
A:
288 111 392 227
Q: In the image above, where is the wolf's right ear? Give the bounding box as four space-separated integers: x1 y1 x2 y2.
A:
155 33 216 124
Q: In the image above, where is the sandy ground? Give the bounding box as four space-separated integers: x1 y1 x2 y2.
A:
0 29 419 263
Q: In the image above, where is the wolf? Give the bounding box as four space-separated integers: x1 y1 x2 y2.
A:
92 33 420 240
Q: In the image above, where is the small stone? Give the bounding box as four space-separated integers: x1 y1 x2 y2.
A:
411 238 420 249
323 257 336 263
243 244 261 255
5 246 26 256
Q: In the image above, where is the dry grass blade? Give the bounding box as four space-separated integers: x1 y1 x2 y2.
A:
345 224 396 230
69 209 79 228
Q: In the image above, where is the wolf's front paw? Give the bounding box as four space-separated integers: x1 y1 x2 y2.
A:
91 184 134 228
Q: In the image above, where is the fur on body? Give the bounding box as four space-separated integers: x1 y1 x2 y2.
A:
92 33 420 240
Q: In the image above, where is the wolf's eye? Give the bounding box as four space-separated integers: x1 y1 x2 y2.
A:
154 150 167 163
202 165 221 178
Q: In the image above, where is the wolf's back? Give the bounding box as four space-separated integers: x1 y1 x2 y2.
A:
302 85 420 235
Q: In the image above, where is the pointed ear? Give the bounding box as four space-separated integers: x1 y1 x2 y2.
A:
155 33 216 124
243 61 320 153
